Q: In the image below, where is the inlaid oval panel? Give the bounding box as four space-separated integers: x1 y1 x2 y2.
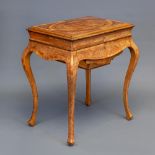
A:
28 16 133 40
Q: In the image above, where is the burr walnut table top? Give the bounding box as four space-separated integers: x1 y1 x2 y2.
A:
28 16 134 40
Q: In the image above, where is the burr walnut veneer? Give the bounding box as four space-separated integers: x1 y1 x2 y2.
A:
21 16 139 145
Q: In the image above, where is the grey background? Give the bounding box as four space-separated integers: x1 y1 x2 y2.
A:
0 0 155 154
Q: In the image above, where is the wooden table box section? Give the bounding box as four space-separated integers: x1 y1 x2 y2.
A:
21 16 139 145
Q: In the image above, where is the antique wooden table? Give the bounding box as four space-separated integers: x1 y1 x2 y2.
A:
22 16 139 145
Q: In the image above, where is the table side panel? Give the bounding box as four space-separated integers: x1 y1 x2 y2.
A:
28 41 70 62
72 28 132 50
28 28 132 51
29 31 72 51
76 37 131 61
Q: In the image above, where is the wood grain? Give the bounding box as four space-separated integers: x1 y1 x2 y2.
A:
22 46 38 126
123 39 139 120
28 16 133 40
85 69 91 106
22 16 139 145
66 54 79 145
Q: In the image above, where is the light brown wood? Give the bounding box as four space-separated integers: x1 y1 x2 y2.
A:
28 16 133 40
123 39 140 120
22 46 38 126
66 54 79 145
22 16 139 145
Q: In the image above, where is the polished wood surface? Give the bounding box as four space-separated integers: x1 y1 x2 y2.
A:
22 16 139 145
28 16 133 40
85 69 91 106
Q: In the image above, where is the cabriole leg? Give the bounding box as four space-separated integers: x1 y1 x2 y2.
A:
123 40 140 120
66 57 79 145
22 46 38 126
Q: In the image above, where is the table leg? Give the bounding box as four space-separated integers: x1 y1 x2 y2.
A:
22 47 38 126
85 69 91 106
66 58 79 145
123 40 140 120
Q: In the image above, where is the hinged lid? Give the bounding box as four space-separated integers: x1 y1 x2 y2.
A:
28 16 134 40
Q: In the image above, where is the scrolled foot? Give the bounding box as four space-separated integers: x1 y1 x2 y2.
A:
126 112 133 121
27 113 36 127
67 138 74 146
85 101 91 106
